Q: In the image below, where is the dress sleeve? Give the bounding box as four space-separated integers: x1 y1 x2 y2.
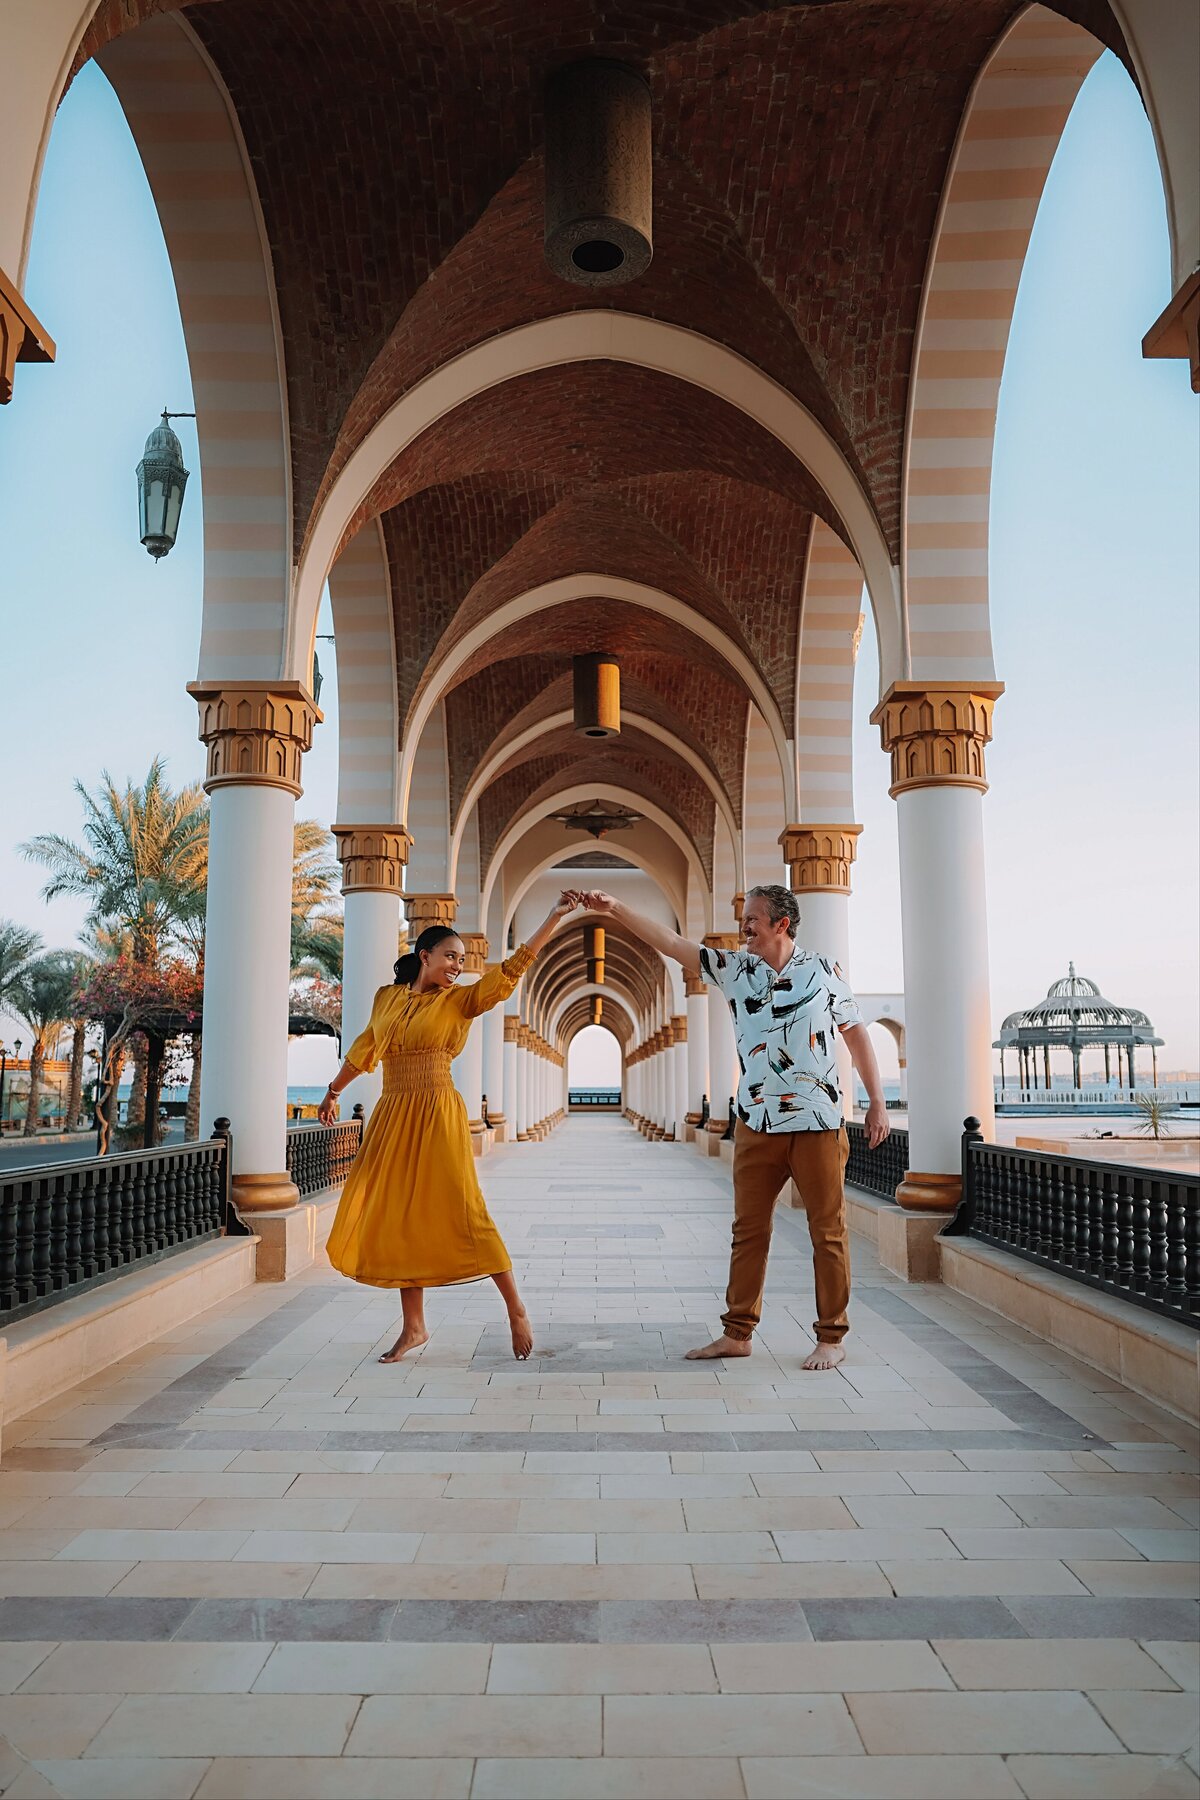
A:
824 958 864 1030
344 986 391 1073
455 944 537 1019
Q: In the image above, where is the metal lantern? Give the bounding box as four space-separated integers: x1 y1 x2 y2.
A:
137 410 192 560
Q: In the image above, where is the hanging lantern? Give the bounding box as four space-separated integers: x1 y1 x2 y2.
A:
545 61 653 287
573 654 621 738
586 925 605 960
588 958 605 986
136 411 192 560
590 996 604 1024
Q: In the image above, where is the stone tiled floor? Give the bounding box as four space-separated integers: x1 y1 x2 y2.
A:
0 1117 1196 1798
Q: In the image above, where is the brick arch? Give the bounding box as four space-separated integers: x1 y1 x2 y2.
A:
479 746 715 888
95 14 292 682
902 5 1106 680
501 835 693 945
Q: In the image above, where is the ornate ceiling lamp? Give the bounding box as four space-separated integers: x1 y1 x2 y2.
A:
544 61 652 287
573 653 621 738
551 799 641 839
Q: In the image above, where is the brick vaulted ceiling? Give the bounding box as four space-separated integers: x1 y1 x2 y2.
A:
82 0 1131 868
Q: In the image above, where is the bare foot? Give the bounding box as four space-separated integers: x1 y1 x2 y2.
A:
509 1309 534 1360
378 1329 429 1364
685 1334 752 1360
801 1342 845 1371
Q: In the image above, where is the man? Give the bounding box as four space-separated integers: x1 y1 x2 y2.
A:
575 884 889 1371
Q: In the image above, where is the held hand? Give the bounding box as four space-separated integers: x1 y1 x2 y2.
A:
864 1099 890 1149
317 1091 339 1126
554 891 580 916
581 890 616 914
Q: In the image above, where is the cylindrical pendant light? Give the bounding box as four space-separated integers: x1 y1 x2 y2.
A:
544 60 652 287
590 996 604 1024
573 654 620 738
588 959 605 986
585 925 606 960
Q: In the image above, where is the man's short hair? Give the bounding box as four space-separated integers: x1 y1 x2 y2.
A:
746 883 800 937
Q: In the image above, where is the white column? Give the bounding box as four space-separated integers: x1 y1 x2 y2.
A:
795 888 855 1113
340 890 400 1117
483 1008 506 1141
686 983 709 1120
452 985 485 1151
673 1027 688 1138
662 1035 676 1138
896 784 995 1179
706 990 736 1133
517 1037 532 1140
201 783 297 1207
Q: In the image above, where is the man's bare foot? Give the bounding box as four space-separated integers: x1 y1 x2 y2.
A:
801 1341 845 1371
378 1329 429 1364
685 1334 752 1360
510 1309 534 1360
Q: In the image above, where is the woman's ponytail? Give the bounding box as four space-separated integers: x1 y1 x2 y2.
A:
394 924 460 987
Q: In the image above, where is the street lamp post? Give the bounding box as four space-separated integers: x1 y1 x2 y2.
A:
0 1038 23 1137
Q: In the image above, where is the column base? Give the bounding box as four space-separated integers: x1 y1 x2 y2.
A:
233 1172 300 1214
684 1111 704 1126
703 1126 725 1157
896 1171 962 1213
877 1205 953 1282
488 1115 508 1144
516 1131 531 1142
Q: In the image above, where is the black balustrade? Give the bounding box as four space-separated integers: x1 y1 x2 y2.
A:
947 1117 1199 1326
845 1120 910 1201
0 1134 228 1324
285 1110 365 1197
568 1089 623 1110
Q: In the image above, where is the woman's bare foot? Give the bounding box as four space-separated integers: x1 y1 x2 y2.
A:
685 1334 752 1360
801 1341 845 1371
378 1329 429 1364
509 1309 534 1360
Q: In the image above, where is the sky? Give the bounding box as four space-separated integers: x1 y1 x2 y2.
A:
0 52 1195 1096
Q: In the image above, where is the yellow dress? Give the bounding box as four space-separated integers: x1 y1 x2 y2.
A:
326 945 535 1289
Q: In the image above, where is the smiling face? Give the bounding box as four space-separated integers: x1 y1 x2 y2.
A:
419 934 466 990
740 894 793 959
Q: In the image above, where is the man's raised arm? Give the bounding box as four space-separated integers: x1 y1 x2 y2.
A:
571 890 702 978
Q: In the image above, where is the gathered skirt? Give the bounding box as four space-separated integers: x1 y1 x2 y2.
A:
326 1074 511 1290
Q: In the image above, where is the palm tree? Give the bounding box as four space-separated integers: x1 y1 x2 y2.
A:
0 920 43 1012
8 951 80 1136
22 760 208 968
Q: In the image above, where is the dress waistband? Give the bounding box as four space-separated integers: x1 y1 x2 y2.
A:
382 1049 454 1096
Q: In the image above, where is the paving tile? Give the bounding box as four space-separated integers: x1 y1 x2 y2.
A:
31 1759 212 1799
500 1564 696 1599
470 1758 744 1798
1068 1560 1200 1597
0 1693 123 1757
110 1560 318 1598
0 1595 196 1639
804 1595 1025 1640
598 1531 777 1563
254 1642 490 1692
883 1560 1087 1597
194 1759 474 1798
1001 1755 1200 1798
21 1641 272 1692
1004 1596 1200 1639
0 1562 134 1597
1116 1528 1200 1561
56 1530 250 1562
774 1528 959 1561
603 1692 861 1756
1004 1496 1186 1529
1142 1641 1200 1690
933 1637 1183 1690
740 1755 1024 1798
692 1563 892 1599
233 1531 422 1563
487 1643 717 1692
711 1639 952 1690
949 1528 1144 1561
87 1693 360 1758
305 1562 506 1599
346 1693 601 1756
1087 1689 1200 1753
174 1597 398 1641
598 1600 812 1642
846 1689 1122 1753
0 1645 55 1693
390 1599 601 1642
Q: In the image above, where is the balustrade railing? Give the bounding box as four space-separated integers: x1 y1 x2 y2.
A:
845 1120 910 1201
946 1118 1199 1326
285 1112 364 1197
0 1133 230 1324
568 1089 622 1109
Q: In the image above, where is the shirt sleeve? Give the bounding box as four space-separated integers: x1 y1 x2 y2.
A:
344 986 391 1074
455 943 537 1020
697 942 739 999
825 958 864 1030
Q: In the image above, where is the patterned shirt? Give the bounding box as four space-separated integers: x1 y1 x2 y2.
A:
698 941 863 1133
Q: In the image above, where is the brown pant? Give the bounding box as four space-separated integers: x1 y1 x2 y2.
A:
721 1121 851 1344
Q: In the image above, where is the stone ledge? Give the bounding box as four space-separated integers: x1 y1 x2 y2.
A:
0 1235 258 1432
252 1189 342 1282
939 1235 1200 1428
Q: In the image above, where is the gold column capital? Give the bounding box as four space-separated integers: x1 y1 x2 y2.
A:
404 893 457 937
731 892 745 923
779 823 863 894
503 1016 520 1044
871 681 1004 797
671 1014 687 1042
702 932 740 953
332 824 412 895
684 972 706 999
661 1025 674 1049
459 932 488 975
187 680 322 798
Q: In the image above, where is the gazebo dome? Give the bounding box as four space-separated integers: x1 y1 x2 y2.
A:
999 963 1157 1035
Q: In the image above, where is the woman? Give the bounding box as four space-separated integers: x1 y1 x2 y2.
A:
318 895 576 1362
